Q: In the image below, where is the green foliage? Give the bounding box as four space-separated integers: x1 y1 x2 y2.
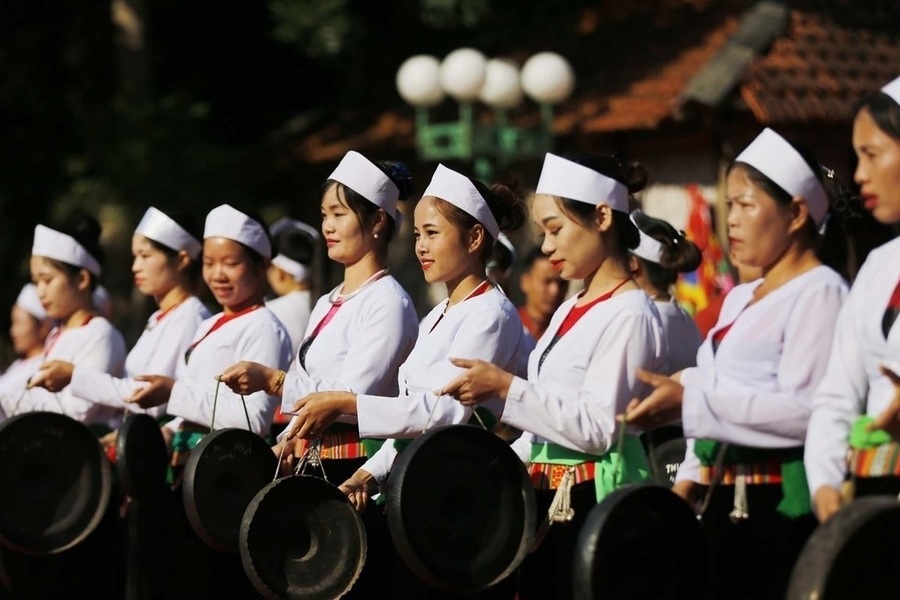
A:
269 0 360 58
419 0 493 28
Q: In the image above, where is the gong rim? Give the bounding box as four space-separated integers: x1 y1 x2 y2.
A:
182 427 278 553
115 412 169 500
0 411 112 555
572 483 708 600
786 495 900 600
385 424 536 594
240 474 367 600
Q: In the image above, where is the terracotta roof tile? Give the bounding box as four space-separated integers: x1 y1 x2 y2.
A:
561 18 739 134
741 9 900 124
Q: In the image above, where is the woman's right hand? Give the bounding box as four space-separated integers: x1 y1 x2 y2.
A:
813 485 844 523
272 436 304 477
338 469 378 512
217 361 277 396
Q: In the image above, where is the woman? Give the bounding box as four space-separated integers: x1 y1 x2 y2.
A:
629 209 703 374
516 244 569 344
805 74 900 521
628 209 704 485
125 203 292 599
22 211 128 431
218 150 420 482
265 217 321 359
28 206 209 421
625 128 854 600
129 203 292 442
437 152 666 600
218 152 419 598
1 211 128 598
0 283 53 421
281 163 530 599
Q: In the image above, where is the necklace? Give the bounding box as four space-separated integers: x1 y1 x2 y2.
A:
328 268 389 305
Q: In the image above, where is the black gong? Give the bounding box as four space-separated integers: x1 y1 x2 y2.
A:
385 424 536 593
0 411 112 555
240 474 367 599
115 412 169 500
786 495 900 600
182 427 278 553
573 483 708 600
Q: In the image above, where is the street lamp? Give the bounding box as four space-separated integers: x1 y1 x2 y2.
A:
395 49 576 182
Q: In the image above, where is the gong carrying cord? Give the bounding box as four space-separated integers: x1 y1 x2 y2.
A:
210 377 253 434
170 379 254 490
529 414 631 553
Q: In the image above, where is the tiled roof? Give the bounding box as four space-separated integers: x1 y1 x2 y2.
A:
289 3 900 163
291 3 751 163
740 9 900 124
558 19 738 135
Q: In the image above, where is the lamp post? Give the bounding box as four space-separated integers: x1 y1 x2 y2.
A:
396 49 575 182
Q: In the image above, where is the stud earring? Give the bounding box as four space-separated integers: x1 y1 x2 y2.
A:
374 233 380 239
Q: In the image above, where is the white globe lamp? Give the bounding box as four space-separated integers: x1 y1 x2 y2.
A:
520 52 576 105
396 55 445 108
439 48 488 102
478 58 523 110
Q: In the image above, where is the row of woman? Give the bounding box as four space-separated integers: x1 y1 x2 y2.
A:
0 74 897 600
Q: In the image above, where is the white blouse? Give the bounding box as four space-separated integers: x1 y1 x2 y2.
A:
69 296 210 418
655 298 702 374
280 276 419 411
358 287 532 482
266 289 313 359
506 289 667 462
805 237 900 494
0 355 45 422
675 266 848 482
166 306 292 437
14 317 128 427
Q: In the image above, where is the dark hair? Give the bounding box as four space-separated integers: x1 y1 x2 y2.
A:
522 245 549 271
273 226 316 269
855 91 900 140
487 235 515 277
730 137 864 277
431 178 527 265
549 153 645 255
631 211 702 289
50 210 104 289
145 210 203 281
324 158 414 246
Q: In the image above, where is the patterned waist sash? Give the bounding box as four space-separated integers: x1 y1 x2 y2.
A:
529 436 650 503
698 457 785 485
295 421 370 460
848 415 900 477
693 439 809 517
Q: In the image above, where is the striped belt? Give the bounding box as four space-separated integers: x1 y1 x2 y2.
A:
528 462 596 490
848 443 900 478
296 428 365 460
699 457 784 486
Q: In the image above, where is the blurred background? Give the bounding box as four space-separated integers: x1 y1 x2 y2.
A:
0 0 898 366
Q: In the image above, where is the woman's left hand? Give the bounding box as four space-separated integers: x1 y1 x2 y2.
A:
285 391 355 439
434 357 513 406
621 368 684 430
27 360 75 392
